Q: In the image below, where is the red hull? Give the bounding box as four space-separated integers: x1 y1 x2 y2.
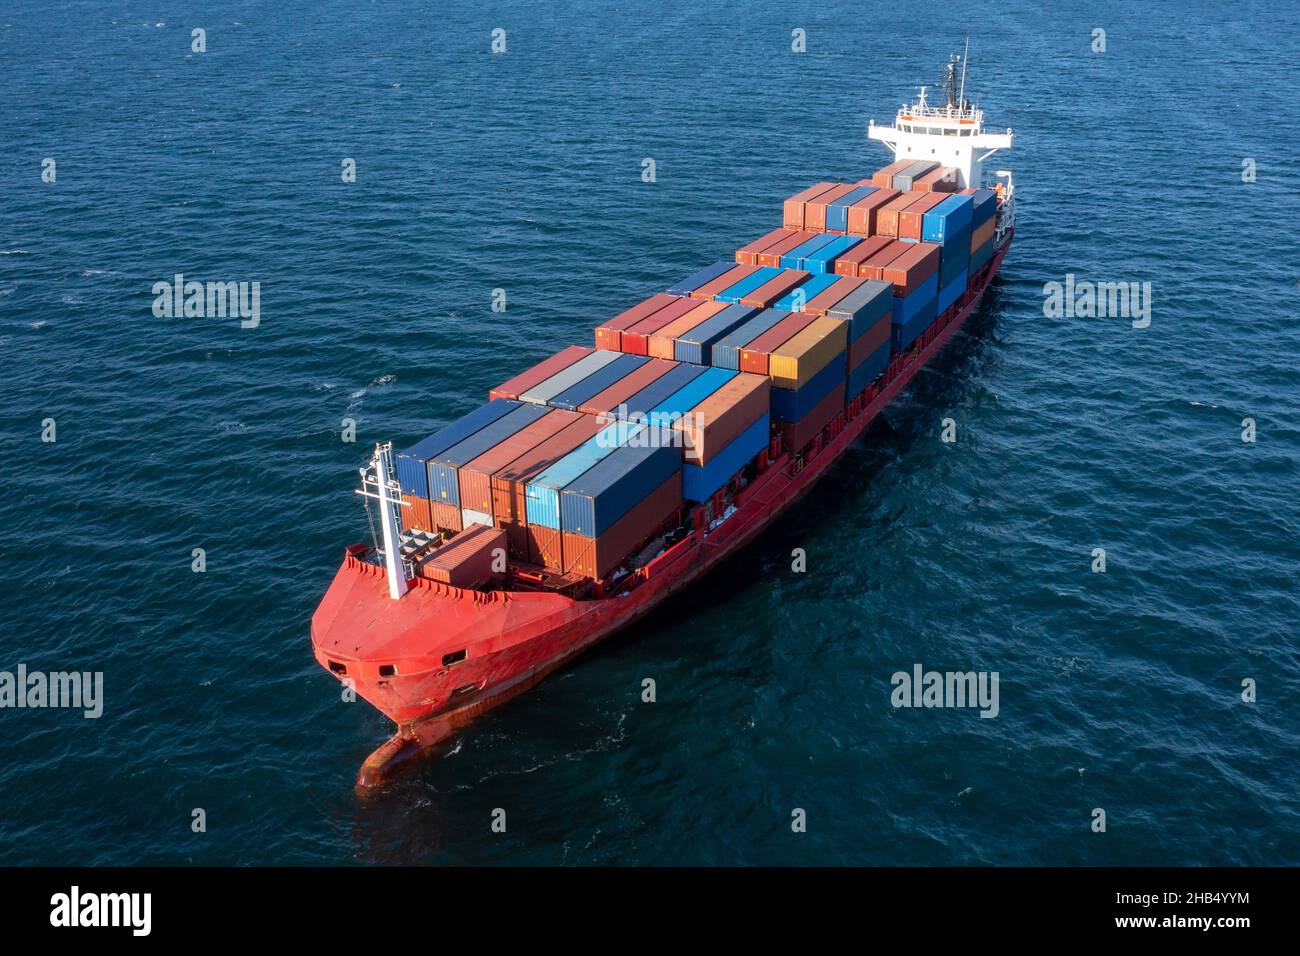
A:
312 235 1012 786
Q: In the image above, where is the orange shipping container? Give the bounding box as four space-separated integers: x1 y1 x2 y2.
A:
881 243 941 296
578 358 675 416
834 235 892 277
804 275 867 315
876 192 929 238
858 241 913 281
768 316 848 389
647 300 730 359
562 474 682 579
401 494 434 533
757 231 818 269
595 294 680 351
739 311 820 376
870 160 913 188
803 184 859 232
741 270 809 309
897 193 948 241
735 228 797 266
673 372 771 465
845 188 900 236
457 409 583 516
416 524 506 589
782 182 837 229
914 166 960 193
690 264 759 300
620 297 701 355
971 218 996 249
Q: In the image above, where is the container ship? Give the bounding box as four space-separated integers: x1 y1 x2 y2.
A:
312 55 1016 787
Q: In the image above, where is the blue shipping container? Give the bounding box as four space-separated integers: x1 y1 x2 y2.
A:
648 367 735 422
711 309 792 370
667 261 735 296
827 279 893 341
770 353 845 422
892 273 940 326
773 274 839 312
519 349 622 405
713 267 782 304
779 234 838 271
801 235 862 274
825 185 877 232
547 353 648 411
560 439 682 537
937 270 967 314
682 413 770 502
920 194 974 243
396 399 521 497
939 226 971 288
619 363 709 419
848 341 890 397
427 402 552 506
525 421 647 530
970 236 994 274
891 296 939 354
674 304 757 364
968 188 997 228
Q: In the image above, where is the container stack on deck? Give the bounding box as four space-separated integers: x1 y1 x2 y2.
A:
393 163 1000 583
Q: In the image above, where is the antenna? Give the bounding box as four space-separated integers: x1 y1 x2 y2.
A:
959 38 970 109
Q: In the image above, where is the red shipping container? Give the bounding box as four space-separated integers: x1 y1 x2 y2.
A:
489 345 592 401
401 493 434 533
562 474 682 579
875 192 929 238
802 275 866 315
673 372 771 465
833 235 893 277
782 182 837 229
914 166 960 193
489 415 603 555
529 524 565 570
779 382 845 453
417 524 506 588
595 294 680 351
648 300 730 359
620 297 702 354
858 240 913 280
578 358 675 416
848 315 892 366
803 183 859 232
757 231 819 268
845 188 900 236
457 409 583 516
738 311 819 376
690 264 760 300
882 243 941 295
740 269 809 309
870 160 913 188
429 501 462 533
897 193 948 240
735 228 797 266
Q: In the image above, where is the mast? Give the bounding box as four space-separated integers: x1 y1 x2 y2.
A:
355 442 410 600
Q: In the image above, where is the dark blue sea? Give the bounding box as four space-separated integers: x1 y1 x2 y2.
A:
2 0 1298 866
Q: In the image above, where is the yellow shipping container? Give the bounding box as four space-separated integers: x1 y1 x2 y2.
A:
767 316 848 390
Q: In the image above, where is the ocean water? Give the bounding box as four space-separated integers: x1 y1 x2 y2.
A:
2 0 1298 866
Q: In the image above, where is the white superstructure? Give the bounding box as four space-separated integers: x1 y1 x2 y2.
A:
868 49 1013 192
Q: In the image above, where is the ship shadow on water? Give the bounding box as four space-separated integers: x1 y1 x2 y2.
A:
341 285 1010 865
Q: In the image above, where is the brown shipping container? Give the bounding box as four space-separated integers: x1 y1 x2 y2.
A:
848 315 892 366
740 270 809 309
673 371 771 465
780 383 846 452
595 294 681 351
804 275 867 315
529 524 565 571
870 160 913 188
579 358 675 416
401 494 434 533
562 474 682 579
489 345 592 401
833 235 893 277
417 524 506 588
782 182 837 229
489 415 604 551
845 188 900 236
882 243 941 296
620 297 701 354
457 409 583 516
914 166 960 193
739 311 820 376
757 231 819 269
803 184 859 232
648 300 730 359
972 218 996 249
897 193 948 240
429 501 463 533
858 241 913 281
769 316 848 390
735 228 797 266
690 264 759 301
876 192 928 238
